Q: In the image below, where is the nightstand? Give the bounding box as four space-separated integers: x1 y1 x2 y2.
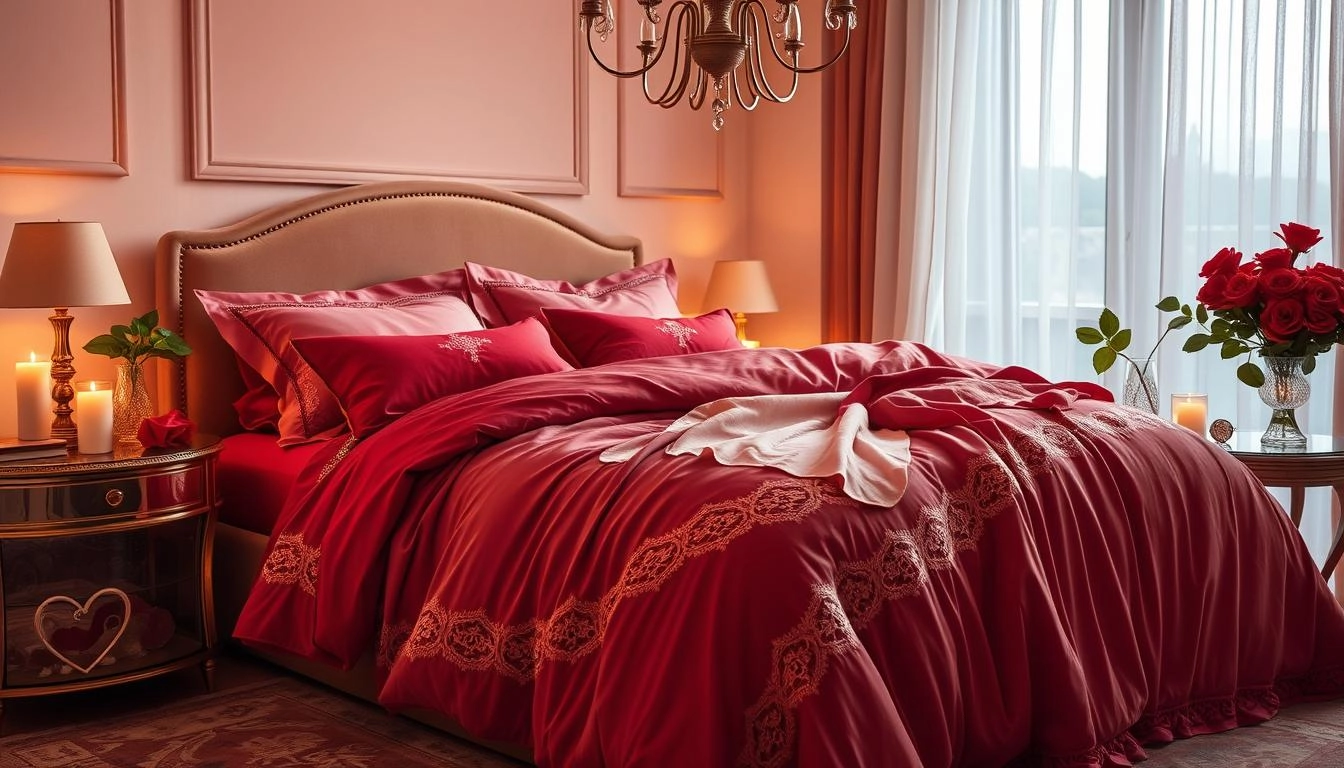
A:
0 435 221 730
1226 432 1344 578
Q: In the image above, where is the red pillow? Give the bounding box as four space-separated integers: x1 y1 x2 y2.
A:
291 318 573 438
464 259 681 327
196 269 483 445
540 307 742 366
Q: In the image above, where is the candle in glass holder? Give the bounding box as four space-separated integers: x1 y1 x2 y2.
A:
15 352 51 441
1171 393 1208 436
75 380 114 454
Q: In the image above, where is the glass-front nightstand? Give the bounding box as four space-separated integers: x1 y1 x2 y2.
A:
0 435 221 729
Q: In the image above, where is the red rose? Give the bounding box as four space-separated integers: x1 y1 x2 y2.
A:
1260 297 1306 342
1200 246 1242 278
1304 275 1342 314
1222 270 1261 307
1304 306 1339 336
1196 273 1232 309
1307 262 1344 292
1275 221 1324 254
1255 247 1296 271
1259 267 1305 298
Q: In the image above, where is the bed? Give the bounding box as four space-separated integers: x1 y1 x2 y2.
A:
156 180 1344 768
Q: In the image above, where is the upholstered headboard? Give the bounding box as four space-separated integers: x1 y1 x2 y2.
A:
155 181 644 438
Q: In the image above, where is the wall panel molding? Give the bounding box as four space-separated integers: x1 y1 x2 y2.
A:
189 0 587 194
615 15 722 200
0 0 127 176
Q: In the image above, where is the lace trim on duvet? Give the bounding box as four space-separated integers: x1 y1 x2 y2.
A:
739 409 1155 768
378 477 856 681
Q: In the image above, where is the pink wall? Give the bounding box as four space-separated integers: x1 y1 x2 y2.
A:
0 0 826 439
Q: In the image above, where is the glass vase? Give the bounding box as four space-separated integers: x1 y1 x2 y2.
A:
1257 355 1310 450
112 361 154 448
1123 357 1159 414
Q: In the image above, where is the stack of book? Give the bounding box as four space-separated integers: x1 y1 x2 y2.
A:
0 438 69 462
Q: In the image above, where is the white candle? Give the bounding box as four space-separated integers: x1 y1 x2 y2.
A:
75 380 114 454
1171 393 1208 436
15 352 51 441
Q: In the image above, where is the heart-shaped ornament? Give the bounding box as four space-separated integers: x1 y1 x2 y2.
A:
34 587 132 675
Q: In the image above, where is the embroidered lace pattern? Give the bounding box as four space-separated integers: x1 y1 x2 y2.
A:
260 533 321 596
657 319 698 350
376 477 854 679
738 410 1149 768
439 334 491 363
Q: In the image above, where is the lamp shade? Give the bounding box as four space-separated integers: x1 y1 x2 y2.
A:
0 222 131 308
701 259 779 315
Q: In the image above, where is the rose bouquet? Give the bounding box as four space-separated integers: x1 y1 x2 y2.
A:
1184 222 1343 387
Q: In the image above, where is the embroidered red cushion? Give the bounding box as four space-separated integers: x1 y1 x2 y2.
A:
464 259 681 327
540 307 742 366
291 317 573 438
196 269 483 445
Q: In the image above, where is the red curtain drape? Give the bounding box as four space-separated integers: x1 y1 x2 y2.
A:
821 0 895 343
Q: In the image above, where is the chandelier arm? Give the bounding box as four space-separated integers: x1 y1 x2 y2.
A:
739 0 855 75
688 70 710 110
734 2 797 105
643 3 700 107
585 26 663 78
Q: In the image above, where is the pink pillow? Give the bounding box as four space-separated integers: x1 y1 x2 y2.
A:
196 269 483 445
291 317 573 438
541 307 742 366
464 259 681 327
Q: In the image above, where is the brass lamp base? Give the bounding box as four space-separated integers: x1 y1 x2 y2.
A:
48 308 78 445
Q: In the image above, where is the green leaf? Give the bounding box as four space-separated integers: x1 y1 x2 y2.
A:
1220 340 1244 359
129 316 151 338
1075 327 1105 345
1167 316 1193 330
82 334 132 359
1099 308 1120 338
1182 334 1212 353
1237 362 1266 388
1092 346 1117 374
1110 329 1132 352
1195 304 1209 324
1156 296 1181 313
1303 355 1316 375
141 309 159 329
1181 304 1193 317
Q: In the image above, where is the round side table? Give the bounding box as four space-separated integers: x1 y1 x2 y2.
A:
1226 432 1344 578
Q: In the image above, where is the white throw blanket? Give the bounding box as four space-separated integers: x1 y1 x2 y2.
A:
599 392 911 507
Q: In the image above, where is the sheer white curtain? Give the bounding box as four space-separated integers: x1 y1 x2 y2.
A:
881 0 1343 567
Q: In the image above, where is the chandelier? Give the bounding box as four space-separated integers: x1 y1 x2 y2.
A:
579 0 859 130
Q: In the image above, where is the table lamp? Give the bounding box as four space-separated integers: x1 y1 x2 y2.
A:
0 222 131 444
700 259 779 348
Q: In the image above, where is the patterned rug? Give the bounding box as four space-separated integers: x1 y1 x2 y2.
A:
0 677 524 768
1141 699 1344 767
1 674 1342 767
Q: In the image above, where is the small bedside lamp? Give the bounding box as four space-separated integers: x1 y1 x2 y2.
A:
0 222 131 444
701 259 779 348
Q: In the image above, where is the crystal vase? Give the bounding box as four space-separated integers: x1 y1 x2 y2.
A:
1257 355 1310 450
112 361 154 448
1123 357 1159 414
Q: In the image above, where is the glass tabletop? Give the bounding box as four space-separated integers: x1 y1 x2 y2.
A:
1225 431 1344 457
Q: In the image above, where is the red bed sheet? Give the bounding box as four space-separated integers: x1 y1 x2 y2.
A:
217 432 326 534
234 341 1344 767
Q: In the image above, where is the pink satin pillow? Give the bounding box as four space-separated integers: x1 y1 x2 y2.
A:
541 307 742 366
291 317 573 438
196 269 483 445
464 259 681 327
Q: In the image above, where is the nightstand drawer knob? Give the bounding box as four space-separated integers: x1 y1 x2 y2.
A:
105 489 125 508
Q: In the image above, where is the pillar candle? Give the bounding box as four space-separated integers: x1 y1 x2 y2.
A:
1171 393 1208 436
75 380 114 454
15 353 51 441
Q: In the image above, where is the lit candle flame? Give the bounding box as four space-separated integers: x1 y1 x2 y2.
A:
27 351 35 363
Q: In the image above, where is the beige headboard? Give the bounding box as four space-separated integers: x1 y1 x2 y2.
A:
156 181 644 438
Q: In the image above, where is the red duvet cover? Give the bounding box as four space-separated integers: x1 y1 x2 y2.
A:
234 341 1344 767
